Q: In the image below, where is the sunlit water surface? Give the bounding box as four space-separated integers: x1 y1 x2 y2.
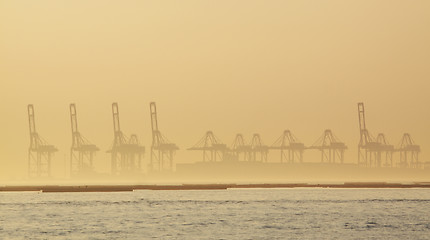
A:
1 188 430 239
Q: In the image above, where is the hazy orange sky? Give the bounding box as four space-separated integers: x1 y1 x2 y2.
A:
0 1 429 179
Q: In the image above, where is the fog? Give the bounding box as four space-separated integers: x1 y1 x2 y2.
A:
1 0 429 183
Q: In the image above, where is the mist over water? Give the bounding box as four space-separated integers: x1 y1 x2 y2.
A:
1 188 430 239
1 1 430 182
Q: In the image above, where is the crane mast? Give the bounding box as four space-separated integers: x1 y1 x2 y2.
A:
28 104 38 151
112 102 125 147
150 102 160 147
112 103 120 133
150 103 159 134
358 103 367 146
70 104 79 148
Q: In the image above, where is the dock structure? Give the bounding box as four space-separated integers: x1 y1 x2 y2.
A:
308 129 347 163
69 103 99 176
188 131 228 162
398 133 421 168
270 130 305 163
27 104 58 177
20 101 425 178
108 103 145 175
149 102 178 171
356 103 424 168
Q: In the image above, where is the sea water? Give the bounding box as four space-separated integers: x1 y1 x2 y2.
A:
1 188 430 239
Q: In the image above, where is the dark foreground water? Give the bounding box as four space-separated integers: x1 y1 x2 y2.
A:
1 188 430 239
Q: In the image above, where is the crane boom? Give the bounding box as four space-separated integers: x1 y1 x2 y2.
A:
112 102 121 133
358 102 366 132
150 102 159 133
150 102 159 145
70 103 78 134
28 104 36 136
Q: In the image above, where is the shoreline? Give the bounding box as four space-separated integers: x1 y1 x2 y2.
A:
1 182 430 192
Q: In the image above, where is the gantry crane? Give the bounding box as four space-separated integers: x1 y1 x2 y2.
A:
108 103 145 175
375 133 395 167
230 134 251 161
250 134 268 162
308 129 347 163
357 103 394 167
27 104 58 177
188 131 228 162
70 103 99 176
270 130 305 163
150 102 178 171
398 133 421 168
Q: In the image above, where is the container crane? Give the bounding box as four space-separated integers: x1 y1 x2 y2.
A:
398 133 421 168
270 130 305 163
149 102 179 171
27 104 57 177
308 129 347 163
108 103 145 175
358 103 395 167
70 103 99 176
188 131 228 162
250 134 268 162
230 134 251 161
375 133 394 167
